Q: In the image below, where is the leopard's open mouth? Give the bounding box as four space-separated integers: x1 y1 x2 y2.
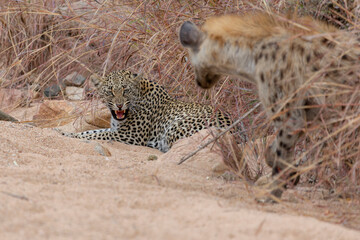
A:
111 106 128 121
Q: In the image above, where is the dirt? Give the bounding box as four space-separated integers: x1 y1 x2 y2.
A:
0 106 360 239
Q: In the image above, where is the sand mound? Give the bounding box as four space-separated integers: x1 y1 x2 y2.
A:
0 120 359 239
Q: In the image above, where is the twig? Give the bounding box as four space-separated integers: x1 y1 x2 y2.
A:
1 191 29 201
178 102 261 165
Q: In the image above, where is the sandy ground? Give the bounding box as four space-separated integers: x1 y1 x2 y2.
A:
0 105 360 239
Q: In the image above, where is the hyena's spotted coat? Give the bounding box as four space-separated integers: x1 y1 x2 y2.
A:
179 13 360 201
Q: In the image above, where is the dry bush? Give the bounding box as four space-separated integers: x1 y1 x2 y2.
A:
0 0 359 199
284 0 360 29
0 0 263 119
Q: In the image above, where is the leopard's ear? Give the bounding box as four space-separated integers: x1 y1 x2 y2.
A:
179 21 204 51
89 73 104 89
128 73 143 94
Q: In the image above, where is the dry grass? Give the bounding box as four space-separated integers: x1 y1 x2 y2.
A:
0 0 359 206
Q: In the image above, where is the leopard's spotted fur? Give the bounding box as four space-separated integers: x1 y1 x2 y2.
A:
60 70 232 152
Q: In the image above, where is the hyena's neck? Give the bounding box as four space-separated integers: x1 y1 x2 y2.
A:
205 38 257 83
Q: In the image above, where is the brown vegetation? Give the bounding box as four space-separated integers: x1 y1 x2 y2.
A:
0 0 359 234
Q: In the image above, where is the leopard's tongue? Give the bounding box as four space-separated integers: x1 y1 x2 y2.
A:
115 110 125 119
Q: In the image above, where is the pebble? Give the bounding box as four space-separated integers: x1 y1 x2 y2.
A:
65 86 83 100
147 155 158 161
44 84 61 98
94 143 112 157
63 72 86 87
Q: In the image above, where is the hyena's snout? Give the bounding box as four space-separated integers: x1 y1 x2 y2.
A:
195 69 220 89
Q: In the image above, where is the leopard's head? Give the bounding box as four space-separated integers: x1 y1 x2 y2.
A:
94 70 141 121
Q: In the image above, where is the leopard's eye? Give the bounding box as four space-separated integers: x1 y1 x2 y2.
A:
111 88 117 96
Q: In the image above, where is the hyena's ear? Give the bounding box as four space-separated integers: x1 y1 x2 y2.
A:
179 21 204 51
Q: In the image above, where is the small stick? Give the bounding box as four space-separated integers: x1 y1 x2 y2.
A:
178 102 261 165
1 191 29 201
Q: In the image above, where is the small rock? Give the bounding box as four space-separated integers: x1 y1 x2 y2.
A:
212 162 229 174
44 84 61 98
94 143 112 157
65 86 83 100
63 72 86 87
147 155 158 161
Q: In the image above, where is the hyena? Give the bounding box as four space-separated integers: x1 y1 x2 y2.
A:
179 13 360 202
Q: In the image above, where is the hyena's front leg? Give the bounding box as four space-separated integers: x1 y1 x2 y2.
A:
257 109 304 202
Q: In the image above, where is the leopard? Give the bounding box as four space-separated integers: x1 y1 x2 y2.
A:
59 70 232 153
179 12 360 202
